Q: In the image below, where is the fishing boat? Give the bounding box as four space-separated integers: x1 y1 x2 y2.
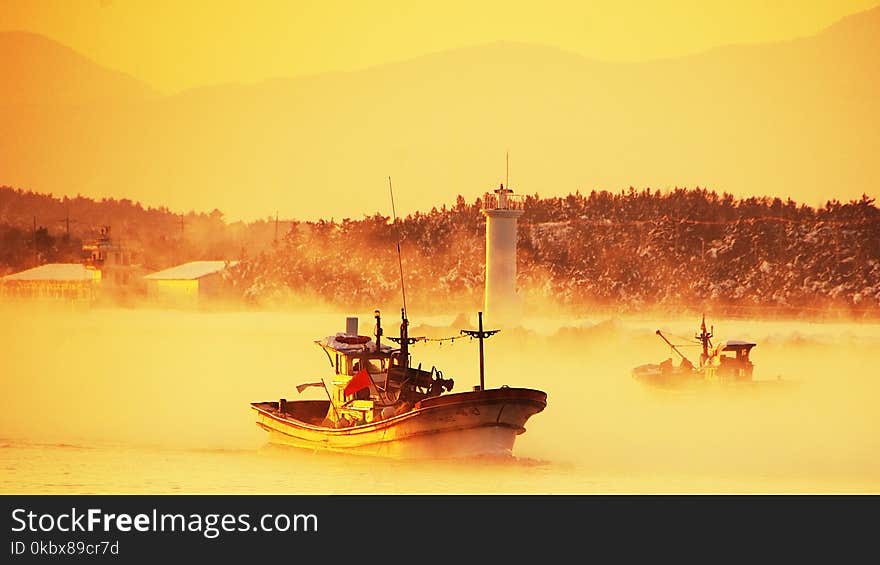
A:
251 310 547 458
631 316 781 389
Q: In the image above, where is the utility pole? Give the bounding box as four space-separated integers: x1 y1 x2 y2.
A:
32 216 38 267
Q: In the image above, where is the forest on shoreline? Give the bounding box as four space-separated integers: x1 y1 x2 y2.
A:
2 186 879 318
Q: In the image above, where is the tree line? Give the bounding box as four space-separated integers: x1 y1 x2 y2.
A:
3 185 878 317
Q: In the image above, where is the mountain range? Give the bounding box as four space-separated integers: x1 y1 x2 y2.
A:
1 7 878 220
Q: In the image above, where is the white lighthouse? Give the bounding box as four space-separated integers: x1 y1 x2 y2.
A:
481 183 524 326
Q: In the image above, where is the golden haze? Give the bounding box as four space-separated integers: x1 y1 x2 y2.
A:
0 2 879 220
1 302 878 493
1 1 879 494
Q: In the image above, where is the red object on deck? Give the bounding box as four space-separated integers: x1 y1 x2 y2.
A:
344 368 372 396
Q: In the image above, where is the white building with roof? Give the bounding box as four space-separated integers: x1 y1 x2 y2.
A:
1 263 101 301
143 260 235 304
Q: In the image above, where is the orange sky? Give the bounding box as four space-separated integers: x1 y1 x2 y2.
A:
3 0 878 92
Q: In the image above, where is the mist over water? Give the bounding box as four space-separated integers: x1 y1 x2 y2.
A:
1 303 878 493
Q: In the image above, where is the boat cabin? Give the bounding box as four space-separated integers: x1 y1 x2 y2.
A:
716 340 756 381
310 312 455 428
316 332 398 425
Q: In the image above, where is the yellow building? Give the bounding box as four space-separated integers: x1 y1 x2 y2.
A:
144 260 234 305
1 263 101 302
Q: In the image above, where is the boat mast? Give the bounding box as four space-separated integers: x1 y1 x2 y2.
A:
398 308 411 368
477 313 485 389
695 314 714 367
461 311 500 391
374 310 383 352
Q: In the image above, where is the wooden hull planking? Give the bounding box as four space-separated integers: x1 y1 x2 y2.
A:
252 387 547 459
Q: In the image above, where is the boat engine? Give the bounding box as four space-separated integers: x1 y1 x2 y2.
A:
388 364 454 399
428 370 454 397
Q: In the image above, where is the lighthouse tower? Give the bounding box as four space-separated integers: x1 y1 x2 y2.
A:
481 183 524 326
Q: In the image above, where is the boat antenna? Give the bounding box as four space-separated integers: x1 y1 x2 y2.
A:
388 176 407 318
506 150 509 190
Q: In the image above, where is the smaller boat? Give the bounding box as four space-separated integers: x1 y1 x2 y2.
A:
632 316 781 390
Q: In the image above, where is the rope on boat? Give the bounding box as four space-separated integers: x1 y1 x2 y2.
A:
389 334 472 346
663 332 702 346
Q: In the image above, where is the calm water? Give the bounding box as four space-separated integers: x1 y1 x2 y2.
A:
2 440 877 494
2 305 878 494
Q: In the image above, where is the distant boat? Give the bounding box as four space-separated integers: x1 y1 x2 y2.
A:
631 316 786 390
251 311 546 458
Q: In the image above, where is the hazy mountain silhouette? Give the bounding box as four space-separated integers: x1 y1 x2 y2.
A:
1 7 877 220
0 31 156 106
